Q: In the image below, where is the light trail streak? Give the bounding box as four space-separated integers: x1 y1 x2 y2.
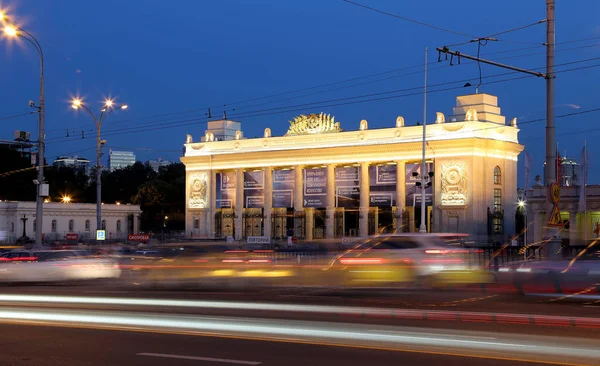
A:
0 307 597 365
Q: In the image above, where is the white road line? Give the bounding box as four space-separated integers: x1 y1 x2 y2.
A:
137 352 261 365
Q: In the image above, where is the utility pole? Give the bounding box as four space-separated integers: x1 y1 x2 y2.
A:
436 1 558 257
420 47 428 233
544 0 559 258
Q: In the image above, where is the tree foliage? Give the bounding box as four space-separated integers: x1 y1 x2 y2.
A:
0 151 185 232
0 146 37 201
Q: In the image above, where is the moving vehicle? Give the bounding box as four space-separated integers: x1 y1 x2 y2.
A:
333 233 493 287
499 246 600 294
0 250 121 283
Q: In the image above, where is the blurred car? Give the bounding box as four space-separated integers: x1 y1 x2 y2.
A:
333 233 493 287
130 248 296 289
499 247 600 294
0 250 120 283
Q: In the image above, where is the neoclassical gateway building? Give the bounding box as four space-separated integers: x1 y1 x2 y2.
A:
181 93 523 243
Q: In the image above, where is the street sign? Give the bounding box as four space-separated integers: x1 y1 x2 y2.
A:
128 234 150 242
96 230 106 241
66 233 78 241
548 204 563 226
551 182 560 204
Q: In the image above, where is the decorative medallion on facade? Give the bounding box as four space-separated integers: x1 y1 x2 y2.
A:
441 162 467 206
189 173 208 209
285 112 342 136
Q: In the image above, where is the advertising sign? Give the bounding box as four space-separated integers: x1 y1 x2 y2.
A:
244 171 264 208
128 234 151 242
304 168 327 207
272 169 294 208
247 236 270 244
369 165 397 207
216 172 236 208
406 163 434 207
335 166 360 208
65 233 78 241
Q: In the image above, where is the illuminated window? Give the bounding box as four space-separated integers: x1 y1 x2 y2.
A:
85 220 90 231
68 220 74 232
494 166 501 185
117 220 122 233
51 220 57 233
493 189 502 212
493 217 503 233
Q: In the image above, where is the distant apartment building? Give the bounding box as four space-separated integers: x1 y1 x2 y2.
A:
108 150 136 171
148 158 171 172
53 156 90 175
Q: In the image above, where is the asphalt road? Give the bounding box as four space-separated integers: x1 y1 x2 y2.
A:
0 284 599 365
1 282 598 318
0 321 587 366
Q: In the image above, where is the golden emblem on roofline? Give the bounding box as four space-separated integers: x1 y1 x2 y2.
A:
285 112 343 136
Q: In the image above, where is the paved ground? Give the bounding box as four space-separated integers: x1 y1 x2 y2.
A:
0 317 592 366
1 282 598 318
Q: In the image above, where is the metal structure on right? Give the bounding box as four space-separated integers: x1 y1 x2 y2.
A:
436 0 559 258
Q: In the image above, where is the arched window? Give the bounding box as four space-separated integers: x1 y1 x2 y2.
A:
68 220 74 232
11 223 14 232
493 166 502 185
116 220 122 233
101 220 106 230
51 220 57 233
85 220 90 231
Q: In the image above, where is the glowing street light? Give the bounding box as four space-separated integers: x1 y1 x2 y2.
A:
70 96 128 238
1 10 47 247
518 200 525 208
3 25 17 37
71 98 82 109
61 196 71 204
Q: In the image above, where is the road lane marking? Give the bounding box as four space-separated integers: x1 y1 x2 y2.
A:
137 353 261 365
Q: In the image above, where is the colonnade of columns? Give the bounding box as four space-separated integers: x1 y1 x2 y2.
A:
530 210 586 245
204 161 409 240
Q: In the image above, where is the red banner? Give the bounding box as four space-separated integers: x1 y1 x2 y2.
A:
66 233 78 241
128 234 150 242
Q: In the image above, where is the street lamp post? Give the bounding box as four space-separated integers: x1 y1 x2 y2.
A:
1 14 46 247
71 99 128 236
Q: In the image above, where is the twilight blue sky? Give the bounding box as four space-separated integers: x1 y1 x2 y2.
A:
1 0 598 187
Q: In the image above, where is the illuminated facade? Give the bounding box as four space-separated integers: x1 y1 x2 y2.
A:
181 94 523 243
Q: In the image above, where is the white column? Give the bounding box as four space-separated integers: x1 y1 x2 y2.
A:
569 211 578 245
133 214 139 234
533 211 543 244
235 168 244 240
326 164 335 239
263 167 273 238
209 170 217 239
395 161 406 232
294 165 304 238
306 208 314 241
359 162 370 237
